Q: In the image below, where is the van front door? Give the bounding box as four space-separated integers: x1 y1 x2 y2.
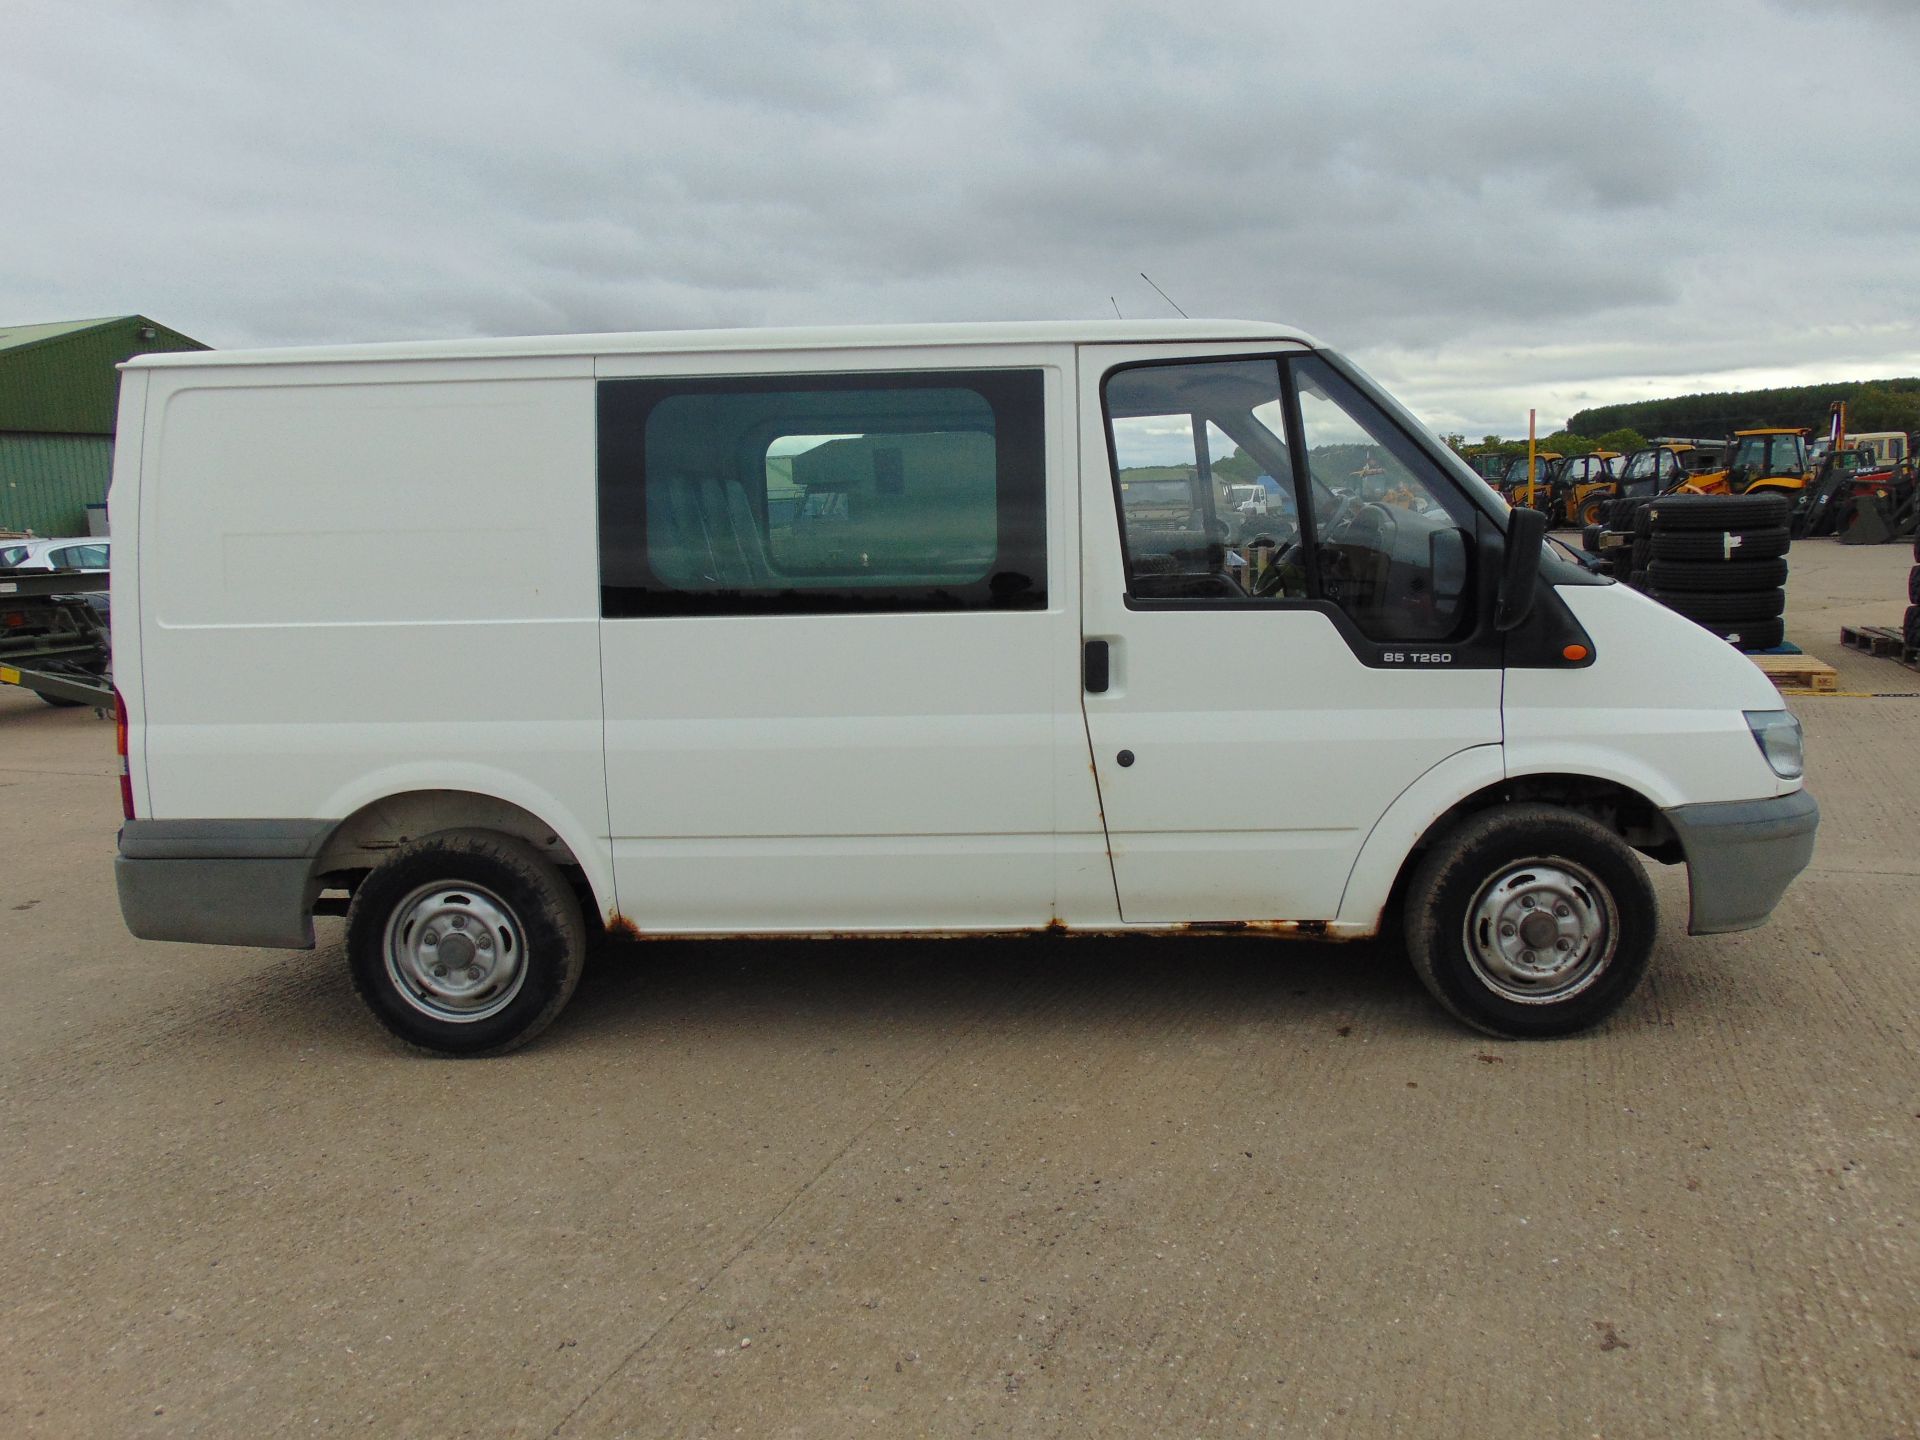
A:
1078 345 1504 924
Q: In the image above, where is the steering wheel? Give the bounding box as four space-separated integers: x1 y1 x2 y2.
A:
1250 540 1304 597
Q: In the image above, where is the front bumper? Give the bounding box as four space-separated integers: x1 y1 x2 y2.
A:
116 819 333 949
1663 789 1819 935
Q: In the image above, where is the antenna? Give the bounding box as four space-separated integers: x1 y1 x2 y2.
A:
1110 296 1122 319
1140 272 1188 319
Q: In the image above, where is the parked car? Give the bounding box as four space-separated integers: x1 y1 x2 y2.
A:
1 537 110 623
109 321 1818 1054
0 537 110 573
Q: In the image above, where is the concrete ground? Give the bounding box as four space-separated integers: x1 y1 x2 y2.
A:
2 539 1916 1438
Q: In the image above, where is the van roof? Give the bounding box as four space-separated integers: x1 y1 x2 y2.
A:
120 319 1318 369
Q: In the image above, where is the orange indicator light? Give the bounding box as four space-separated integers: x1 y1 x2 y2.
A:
1563 644 1589 662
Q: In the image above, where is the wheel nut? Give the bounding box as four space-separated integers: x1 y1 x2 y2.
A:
450 915 466 930
423 930 437 946
1521 897 1535 909
467 966 483 982
1556 939 1572 952
1500 924 1516 939
477 934 493 950
431 965 447 979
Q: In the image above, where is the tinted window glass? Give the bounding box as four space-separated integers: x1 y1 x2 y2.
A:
599 371 1045 616
1104 360 1304 600
1292 355 1475 642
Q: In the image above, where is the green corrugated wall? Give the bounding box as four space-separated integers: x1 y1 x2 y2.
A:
0 317 206 435
0 433 112 537
0 315 208 538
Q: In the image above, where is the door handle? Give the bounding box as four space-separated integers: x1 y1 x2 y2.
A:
1084 639 1110 694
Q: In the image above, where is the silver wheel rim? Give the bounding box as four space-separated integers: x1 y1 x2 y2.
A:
1462 857 1616 1004
383 881 527 1023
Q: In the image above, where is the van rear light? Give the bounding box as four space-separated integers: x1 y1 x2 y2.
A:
114 687 135 820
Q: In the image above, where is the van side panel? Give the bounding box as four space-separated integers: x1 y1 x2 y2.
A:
137 360 613 908
594 346 1107 932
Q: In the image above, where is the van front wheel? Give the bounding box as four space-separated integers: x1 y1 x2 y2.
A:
346 831 586 1056
1405 805 1655 1038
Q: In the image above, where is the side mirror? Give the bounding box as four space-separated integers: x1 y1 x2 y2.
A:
1496 507 1547 632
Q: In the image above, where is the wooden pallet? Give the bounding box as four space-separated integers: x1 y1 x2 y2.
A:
1752 652 1839 693
1840 624 1906 658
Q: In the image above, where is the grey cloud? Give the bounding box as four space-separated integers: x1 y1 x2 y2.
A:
3 0 1917 432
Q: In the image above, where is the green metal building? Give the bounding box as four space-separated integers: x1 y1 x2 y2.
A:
0 316 209 537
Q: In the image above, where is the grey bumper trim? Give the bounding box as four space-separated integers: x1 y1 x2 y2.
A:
117 819 334 949
1663 789 1819 936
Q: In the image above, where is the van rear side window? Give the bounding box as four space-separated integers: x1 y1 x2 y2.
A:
597 371 1047 616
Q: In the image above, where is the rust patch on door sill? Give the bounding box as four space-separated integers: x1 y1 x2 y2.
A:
600 915 1353 943
1175 919 1333 938
602 913 644 942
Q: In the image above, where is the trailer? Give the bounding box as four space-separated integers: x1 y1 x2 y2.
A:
0 570 112 708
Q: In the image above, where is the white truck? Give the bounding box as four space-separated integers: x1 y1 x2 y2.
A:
110 321 1817 1054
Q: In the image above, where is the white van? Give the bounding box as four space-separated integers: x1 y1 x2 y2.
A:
110 321 1817 1054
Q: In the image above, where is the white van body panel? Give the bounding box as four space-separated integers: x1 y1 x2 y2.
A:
594 342 1117 932
134 358 618 910
1334 743 1508 929
1504 583 1793 807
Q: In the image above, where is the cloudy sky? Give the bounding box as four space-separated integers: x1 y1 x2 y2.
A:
6 0 1917 435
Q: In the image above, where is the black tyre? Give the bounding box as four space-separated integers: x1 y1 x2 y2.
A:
346 831 586 1056
1627 568 1647 590
1582 523 1603 554
1647 493 1791 531
1652 588 1786 624
1645 558 1790 592
1634 504 1655 537
1907 605 1920 652
1705 617 1785 651
1405 805 1656 1038
1577 497 1606 529
1649 525 1791 562
1631 538 1651 571
1908 566 1920 606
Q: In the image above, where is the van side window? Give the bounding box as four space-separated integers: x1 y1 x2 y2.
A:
1101 355 1476 643
1290 356 1475 643
598 371 1046 617
1105 360 1304 600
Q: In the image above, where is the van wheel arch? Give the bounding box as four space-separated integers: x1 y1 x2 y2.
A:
1398 775 1679 888
311 790 597 913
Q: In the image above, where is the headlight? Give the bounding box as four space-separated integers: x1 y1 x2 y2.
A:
1744 710 1804 780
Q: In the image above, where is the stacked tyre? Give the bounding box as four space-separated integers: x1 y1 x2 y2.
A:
1639 493 1792 652
1908 535 1920 654
1595 497 1653 583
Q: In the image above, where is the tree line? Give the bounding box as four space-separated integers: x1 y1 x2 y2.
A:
1442 428 1650 460
1565 377 1920 440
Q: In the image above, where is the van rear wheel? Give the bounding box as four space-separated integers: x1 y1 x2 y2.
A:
1405 805 1655 1038
346 831 586 1056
